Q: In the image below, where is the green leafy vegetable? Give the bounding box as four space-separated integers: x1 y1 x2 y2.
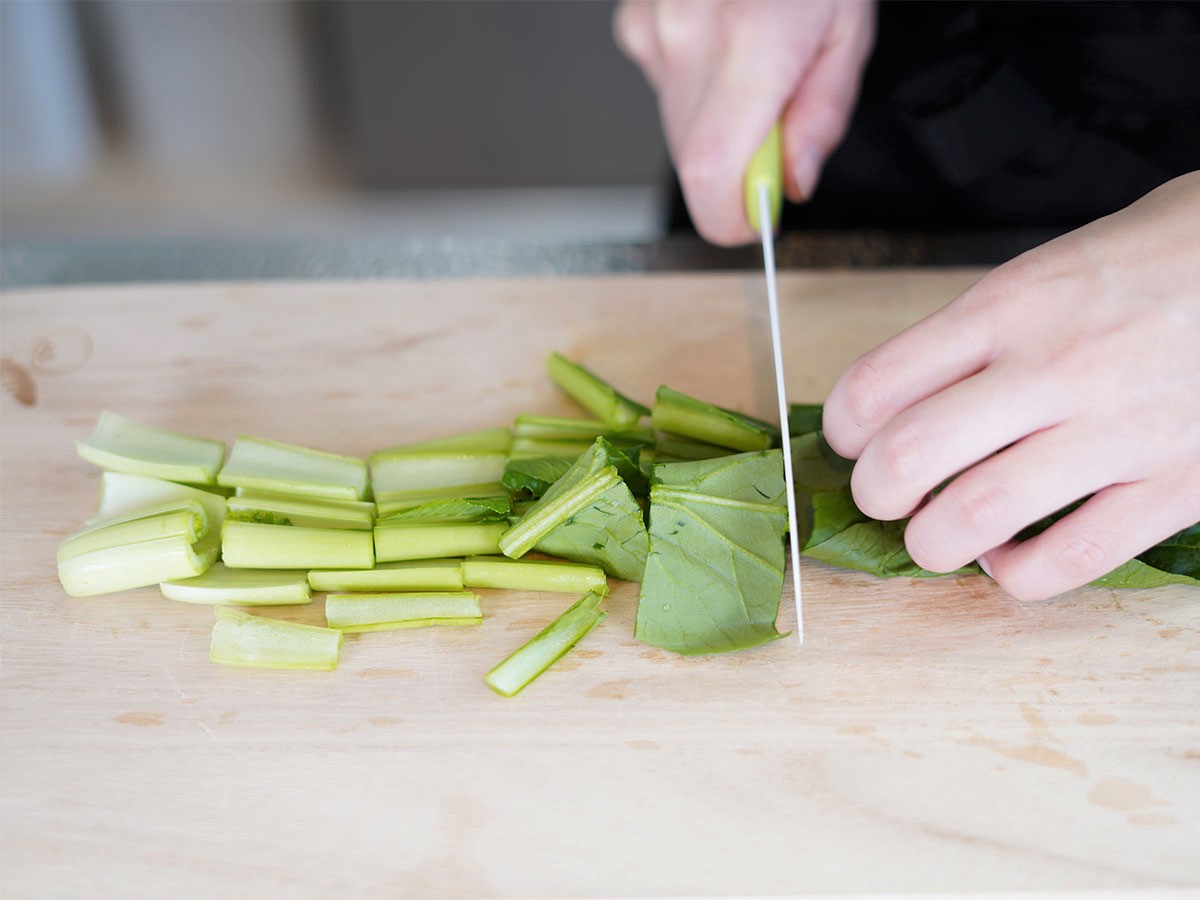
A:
210 607 341 670
787 403 824 437
499 438 649 580
546 352 650 429
501 455 576 499
635 450 788 655
77 411 225 484
485 589 607 697
1138 523 1200 580
652 385 779 452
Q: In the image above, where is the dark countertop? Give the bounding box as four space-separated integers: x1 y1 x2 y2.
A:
0 230 1061 289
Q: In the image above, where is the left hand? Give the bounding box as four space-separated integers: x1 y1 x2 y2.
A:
822 171 1200 601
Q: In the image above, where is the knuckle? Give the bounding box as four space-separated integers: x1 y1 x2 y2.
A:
836 355 892 435
876 423 925 483
1049 530 1112 582
955 481 1009 533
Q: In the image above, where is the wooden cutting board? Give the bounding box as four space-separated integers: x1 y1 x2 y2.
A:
1 271 1197 898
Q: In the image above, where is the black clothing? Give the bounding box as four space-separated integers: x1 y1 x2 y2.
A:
668 1 1200 234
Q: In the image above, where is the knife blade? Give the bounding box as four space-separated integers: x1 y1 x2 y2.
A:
744 124 804 644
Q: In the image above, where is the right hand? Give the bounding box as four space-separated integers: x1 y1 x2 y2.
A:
614 0 876 245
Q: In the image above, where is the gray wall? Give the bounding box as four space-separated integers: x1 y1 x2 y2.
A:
331 0 668 188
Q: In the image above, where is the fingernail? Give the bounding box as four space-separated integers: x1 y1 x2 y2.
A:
977 555 994 578
793 148 822 201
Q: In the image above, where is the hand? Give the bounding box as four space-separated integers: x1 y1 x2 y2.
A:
823 172 1200 601
614 0 875 245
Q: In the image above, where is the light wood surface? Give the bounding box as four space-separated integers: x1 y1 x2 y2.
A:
2 272 1197 899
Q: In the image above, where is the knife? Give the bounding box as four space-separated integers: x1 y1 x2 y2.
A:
743 124 804 644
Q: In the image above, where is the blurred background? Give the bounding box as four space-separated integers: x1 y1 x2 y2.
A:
1 0 670 244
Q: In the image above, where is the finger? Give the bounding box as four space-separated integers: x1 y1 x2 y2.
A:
903 422 1125 573
674 8 823 246
780 0 875 201
850 360 1060 521
981 474 1200 602
824 291 998 459
613 0 663 88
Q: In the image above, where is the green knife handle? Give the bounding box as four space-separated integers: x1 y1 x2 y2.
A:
743 123 783 231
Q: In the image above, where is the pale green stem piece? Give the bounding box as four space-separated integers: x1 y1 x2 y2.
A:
209 607 341 670
76 411 225 484
374 484 508 517
227 493 374 530
369 452 508 497
308 559 465 592
325 592 482 632
161 563 312 605
546 353 650 430
651 386 778 452
217 436 369 501
373 522 508 563
485 589 607 697
461 556 607 593
372 426 513 455
497 467 621 559
221 521 375 569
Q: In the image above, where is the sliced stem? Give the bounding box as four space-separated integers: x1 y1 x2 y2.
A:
210 607 341 670
497 467 621 559
374 522 508 563
377 496 510 525
221 521 375 569
92 473 228 535
60 539 217 598
308 559 464 593
59 501 207 562
161 563 312 606
546 353 650 429
513 415 654 444
369 451 508 498
374 483 507 517
485 589 607 697
462 556 607 593
218 436 369 501
325 592 482 632
372 426 512 455
227 493 375 530
652 386 778 452
76 411 225 484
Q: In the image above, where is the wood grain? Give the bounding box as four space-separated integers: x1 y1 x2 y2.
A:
1 272 1197 898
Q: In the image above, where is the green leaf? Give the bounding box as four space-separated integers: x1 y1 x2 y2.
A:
788 403 824 437
804 519 981 578
635 450 788 655
1092 558 1200 589
1138 522 1200 579
502 455 576 499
